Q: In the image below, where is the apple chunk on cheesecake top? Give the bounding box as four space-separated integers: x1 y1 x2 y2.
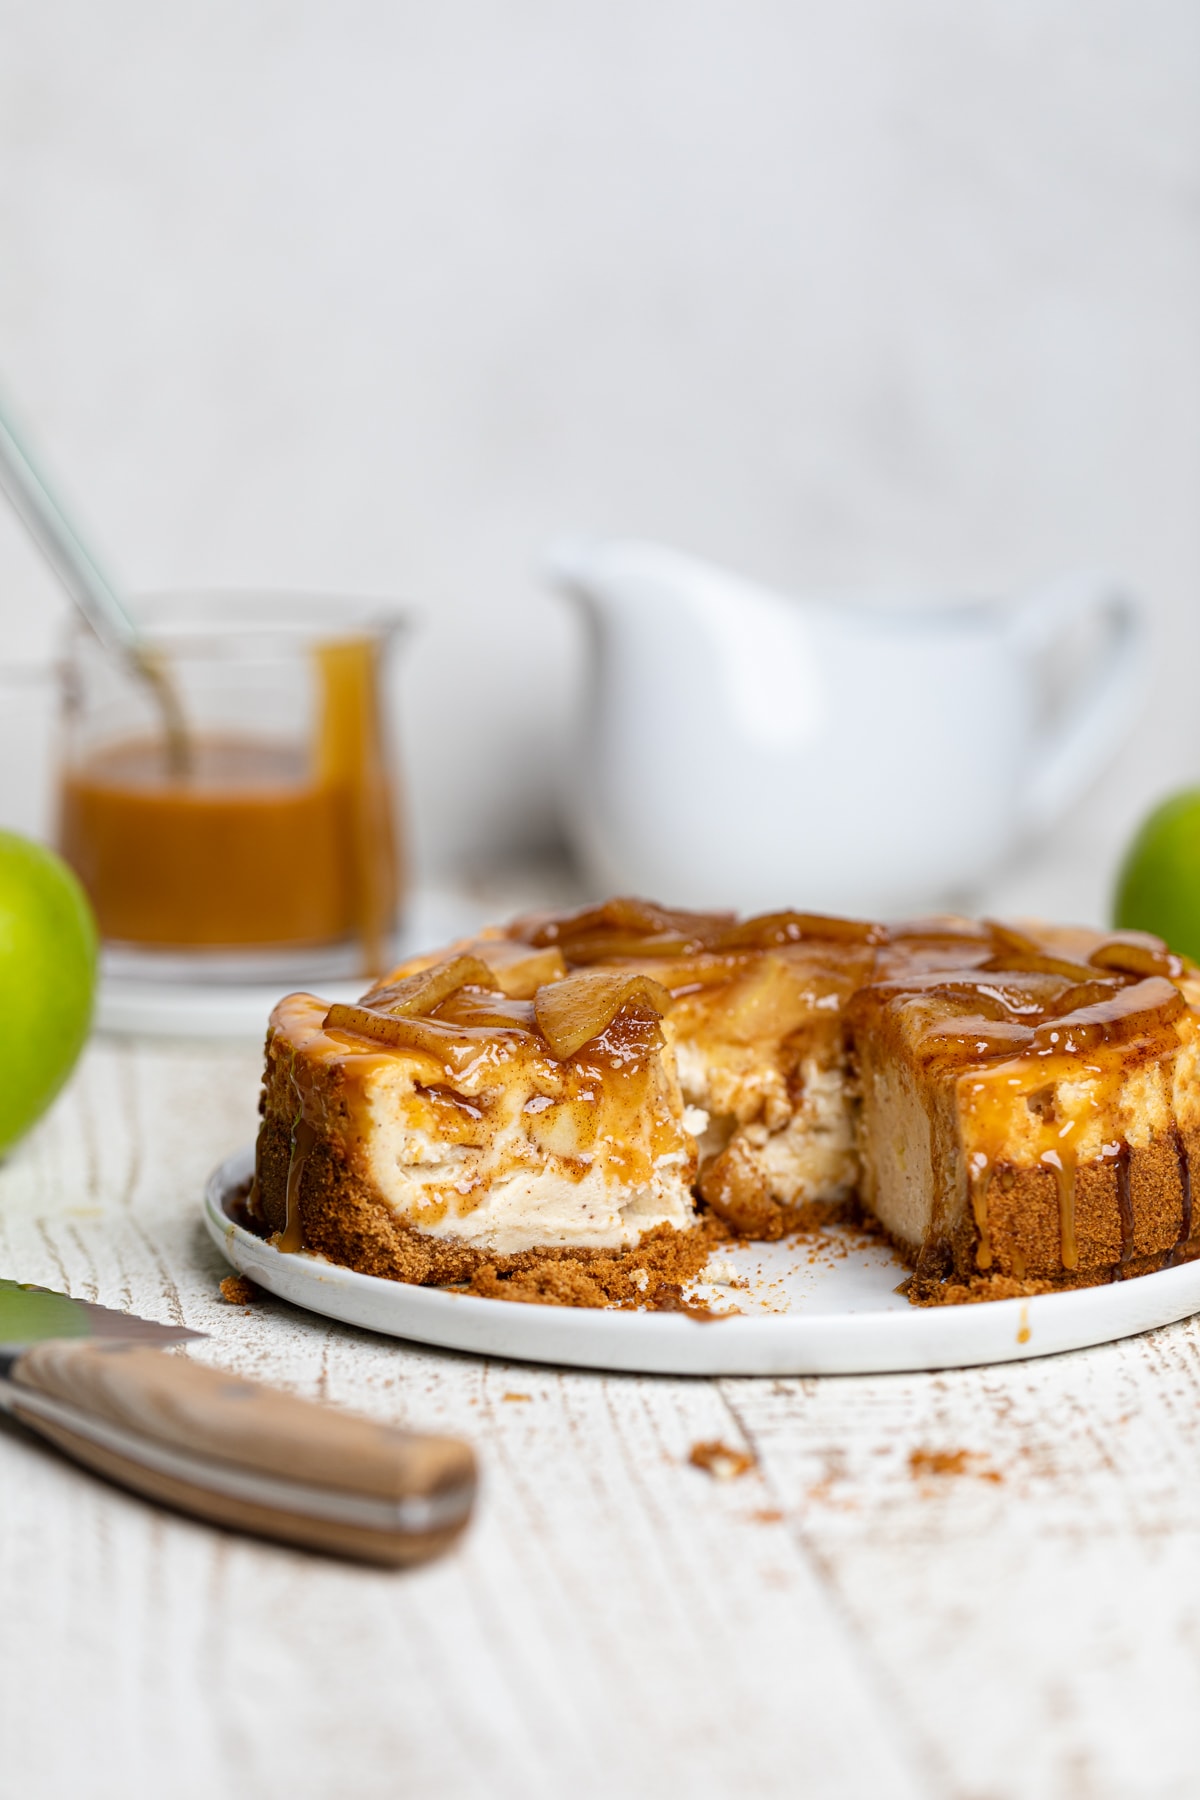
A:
250 898 1200 1302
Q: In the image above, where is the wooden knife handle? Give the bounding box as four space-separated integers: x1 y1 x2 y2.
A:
5 1341 476 1566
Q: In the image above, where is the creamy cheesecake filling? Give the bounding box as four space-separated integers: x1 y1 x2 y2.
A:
264 991 699 1256
674 1040 859 1210
354 1047 698 1255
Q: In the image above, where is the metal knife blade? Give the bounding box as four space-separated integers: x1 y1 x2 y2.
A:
0 1278 204 1359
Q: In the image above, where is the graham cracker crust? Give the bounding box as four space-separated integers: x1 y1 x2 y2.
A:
903 1132 1200 1303
251 1110 1200 1310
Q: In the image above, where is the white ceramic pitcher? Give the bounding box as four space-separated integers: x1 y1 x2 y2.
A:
546 538 1148 916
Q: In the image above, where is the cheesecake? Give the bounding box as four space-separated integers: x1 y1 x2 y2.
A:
251 940 707 1299
249 899 1200 1302
854 919 1200 1294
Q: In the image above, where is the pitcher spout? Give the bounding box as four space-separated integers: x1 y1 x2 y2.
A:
545 535 796 661
543 536 704 624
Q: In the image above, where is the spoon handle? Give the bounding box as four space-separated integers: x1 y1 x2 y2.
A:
0 391 141 660
0 389 191 773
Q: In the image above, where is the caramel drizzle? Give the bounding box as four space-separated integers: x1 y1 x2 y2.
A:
968 1153 993 1272
1114 1140 1134 1268
1170 1123 1192 1264
278 1044 317 1254
1040 1148 1078 1271
278 1116 316 1254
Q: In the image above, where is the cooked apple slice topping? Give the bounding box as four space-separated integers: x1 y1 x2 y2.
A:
320 1004 529 1062
1029 976 1185 1056
982 948 1100 982
533 968 673 1059
356 955 502 1017
869 971 1066 1017
327 955 505 1042
1088 936 1184 981
909 984 1026 1022
713 910 887 949
520 897 733 951
472 941 567 999
888 915 990 940
985 920 1046 958
520 899 887 959
320 1005 431 1049
550 930 702 964
978 919 1103 983
713 952 823 1043
593 896 713 935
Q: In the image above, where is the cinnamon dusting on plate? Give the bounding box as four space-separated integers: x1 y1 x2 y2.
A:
908 1447 1003 1483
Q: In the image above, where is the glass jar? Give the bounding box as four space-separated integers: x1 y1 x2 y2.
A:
57 591 407 984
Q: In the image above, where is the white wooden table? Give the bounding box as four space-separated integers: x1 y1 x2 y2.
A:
5 1030 1200 1800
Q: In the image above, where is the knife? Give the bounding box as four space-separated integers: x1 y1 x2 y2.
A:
0 1279 476 1565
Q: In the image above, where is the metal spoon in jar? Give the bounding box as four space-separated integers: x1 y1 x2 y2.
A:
0 389 189 773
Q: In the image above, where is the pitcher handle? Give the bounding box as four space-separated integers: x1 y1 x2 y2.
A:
1010 572 1149 835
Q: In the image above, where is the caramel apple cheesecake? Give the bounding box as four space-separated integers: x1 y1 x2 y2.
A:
249 899 1200 1304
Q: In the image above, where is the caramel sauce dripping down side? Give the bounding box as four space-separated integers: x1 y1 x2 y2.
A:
967 1153 994 1272
1114 1140 1135 1268
1040 1148 1079 1272
278 1118 317 1255
1170 1122 1193 1265
278 1039 320 1260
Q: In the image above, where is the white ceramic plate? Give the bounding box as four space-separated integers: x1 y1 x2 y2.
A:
203 1147 1200 1376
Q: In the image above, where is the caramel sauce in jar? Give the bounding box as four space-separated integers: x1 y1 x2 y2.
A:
61 736 354 948
59 631 402 966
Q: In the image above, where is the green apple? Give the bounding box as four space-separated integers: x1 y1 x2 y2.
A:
0 830 98 1156
1113 788 1200 962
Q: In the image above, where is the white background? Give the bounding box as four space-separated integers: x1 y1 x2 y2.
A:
0 1 1196 918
